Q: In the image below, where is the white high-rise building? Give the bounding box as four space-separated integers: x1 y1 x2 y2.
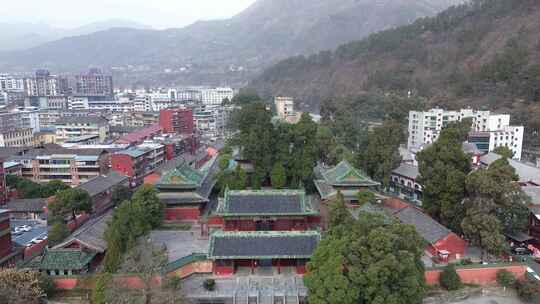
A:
200 87 234 105
0 74 25 92
408 108 524 160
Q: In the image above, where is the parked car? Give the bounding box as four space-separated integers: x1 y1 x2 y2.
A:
513 247 532 255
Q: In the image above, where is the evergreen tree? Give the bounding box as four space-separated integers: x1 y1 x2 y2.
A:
132 185 163 229
91 273 111 304
50 188 92 221
360 120 403 187
417 122 472 231
439 264 462 291
270 162 287 189
305 213 425 304
48 221 70 247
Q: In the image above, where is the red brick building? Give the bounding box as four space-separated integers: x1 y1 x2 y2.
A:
159 108 194 135
115 123 163 145
0 159 6 205
111 144 165 187
0 209 21 267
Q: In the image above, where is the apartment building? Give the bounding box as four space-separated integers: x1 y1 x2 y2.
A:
25 70 69 97
0 107 41 133
55 116 109 143
111 143 166 187
0 74 25 92
0 129 34 147
201 87 234 105
9 147 109 186
74 69 114 98
407 108 524 159
159 108 194 135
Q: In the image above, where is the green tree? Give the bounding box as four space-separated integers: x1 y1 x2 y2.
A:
50 188 92 221
270 162 287 189
132 185 163 229
496 270 516 291
103 200 151 273
111 185 132 207
9 176 42 199
461 157 530 255
47 221 70 247
493 146 514 159
439 264 462 291
315 125 336 163
360 120 404 187
357 190 376 205
288 113 318 188
40 180 69 198
92 273 111 304
417 122 472 231
327 191 354 236
305 213 425 304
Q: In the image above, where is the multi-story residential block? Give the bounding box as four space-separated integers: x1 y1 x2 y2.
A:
0 107 41 133
0 74 25 92
0 209 18 267
177 88 202 103
9 147 109 186
200 87 234 105
407 108 524 159
87 98 134 112
159 108 194 135
111 143 166 187
0 129 34 147
275 96 296 119
74 69 114 98
55 116 109 143
27 96 68 110
67 97 89 111
25 70 69 97
34 130 57 146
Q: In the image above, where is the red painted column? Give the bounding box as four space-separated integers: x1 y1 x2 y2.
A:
277 259 281 274
251 260 254 275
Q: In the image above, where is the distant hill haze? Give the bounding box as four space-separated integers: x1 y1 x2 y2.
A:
0 20 151 51
0 0 462 86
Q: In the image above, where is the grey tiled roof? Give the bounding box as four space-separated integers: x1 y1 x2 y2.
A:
56 116 108 125
209 231 320 259
523 186 540 204
78 171 128 197
54 211 112 252
480 153 540 185
7 198 46 213
394 206 451 244
223 190 304 215
392 164 419 180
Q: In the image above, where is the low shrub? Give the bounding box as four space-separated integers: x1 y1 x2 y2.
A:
203 279 216 291
439 264 461 291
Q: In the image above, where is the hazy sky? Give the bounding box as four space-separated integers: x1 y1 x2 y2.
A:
3 0 257 29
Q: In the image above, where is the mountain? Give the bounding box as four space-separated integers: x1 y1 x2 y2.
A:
0 0 462 86
0 19 151 51
249 0 540 145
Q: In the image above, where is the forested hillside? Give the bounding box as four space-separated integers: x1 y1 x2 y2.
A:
0 0 461 87
249 0 540 146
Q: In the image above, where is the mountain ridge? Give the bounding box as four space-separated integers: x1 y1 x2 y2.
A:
0 0 463 86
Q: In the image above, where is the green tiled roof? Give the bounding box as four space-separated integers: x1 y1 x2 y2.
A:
25 248 97 271
215 189 317 217
157 162 205 189
317 160 380 187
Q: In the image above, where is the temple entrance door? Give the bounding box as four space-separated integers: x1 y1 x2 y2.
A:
255 220 273 231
